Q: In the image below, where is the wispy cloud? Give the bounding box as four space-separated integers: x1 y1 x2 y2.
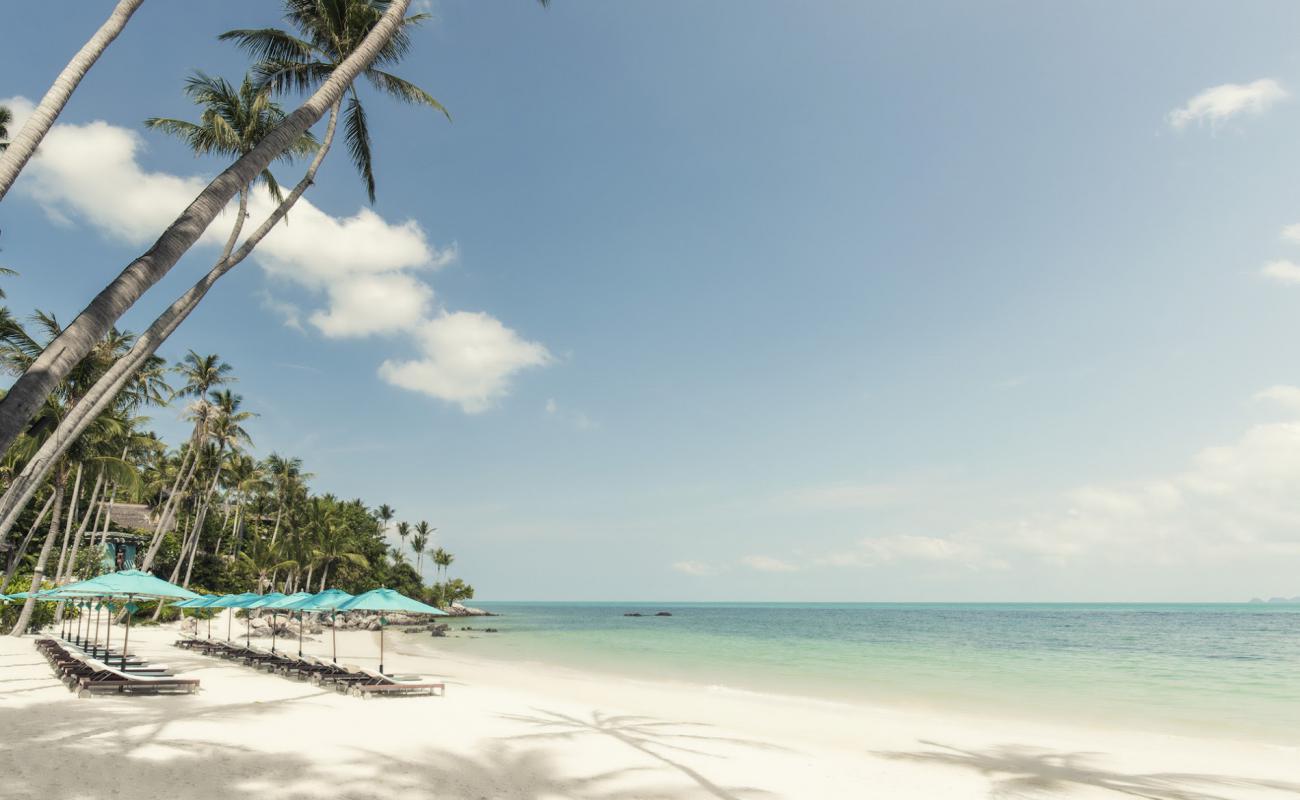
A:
1254 385 1300 413
672 560 721 577
1260 259 1300 285
741 555 800 573
1167 79 1287 130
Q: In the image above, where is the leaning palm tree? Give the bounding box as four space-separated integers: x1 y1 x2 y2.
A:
220 0 448 201
0 105 11 151
0 0 145 200
0 0 417 458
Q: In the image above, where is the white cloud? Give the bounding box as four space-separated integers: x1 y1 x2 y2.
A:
987 415 1300 567
3 95 550 413
379 311 552 413
1261 259 1300 285
1280 223 1300 243
1254 385 1300 413
309 272 434 338
741 554 800 573
545 398 558 414
1167 79 1287 130
672 561 719 577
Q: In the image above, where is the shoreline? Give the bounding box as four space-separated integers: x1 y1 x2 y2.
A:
4 622 1299 799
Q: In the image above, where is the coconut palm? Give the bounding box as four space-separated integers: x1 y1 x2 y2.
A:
0 0 416 459
410 520 432 577
0 105 11 151
136 352 235 573
395 520 410 561
145 71 319 205
432 546 448 584
221 0 448 202
0 0 145 200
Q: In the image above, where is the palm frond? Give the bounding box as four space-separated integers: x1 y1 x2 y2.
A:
364 69 450 120
343 94 376 202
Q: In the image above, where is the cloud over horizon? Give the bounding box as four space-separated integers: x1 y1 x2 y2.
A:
1167 79 1287 130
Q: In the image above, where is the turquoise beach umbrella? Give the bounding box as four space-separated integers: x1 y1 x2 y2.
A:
336 589 447 674
58 570 198 669
280 589 355 661
206 593 262 641
261 592 311 653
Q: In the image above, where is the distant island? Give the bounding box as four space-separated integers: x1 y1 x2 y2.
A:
1248 596 1300 604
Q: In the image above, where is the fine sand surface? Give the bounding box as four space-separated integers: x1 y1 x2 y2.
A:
2 620 1297 800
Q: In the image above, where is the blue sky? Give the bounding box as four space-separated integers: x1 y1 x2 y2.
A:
5 1 1300 601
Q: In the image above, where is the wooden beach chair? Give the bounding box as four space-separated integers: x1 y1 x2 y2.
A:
346 668 445 698
73 657 200 698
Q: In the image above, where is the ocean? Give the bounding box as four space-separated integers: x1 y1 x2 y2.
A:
423 602 1300 743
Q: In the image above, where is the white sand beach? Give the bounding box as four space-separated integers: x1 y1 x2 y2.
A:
2 622 1297 800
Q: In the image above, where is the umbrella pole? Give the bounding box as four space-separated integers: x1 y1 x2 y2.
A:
227 606 233 641
207 611 212 640
379 620 385 675
105 601 112 661
298 611 304 658
270 610 277 653
121 594 133 670
331 611 337 663
93 601 102 657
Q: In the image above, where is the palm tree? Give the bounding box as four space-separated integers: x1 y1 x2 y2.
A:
265 453 310 548
146 71 320 206
432 546 448 585
0 0 146 200
410 521 432 577
0 0 417 458
0 105 11 151
395 520 410 561
136 353 235 573
221 0 448 201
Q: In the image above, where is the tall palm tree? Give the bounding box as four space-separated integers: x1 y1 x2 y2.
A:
410 520 431 577
136 352 235 573
432 546 448 585
395 520 410 561
0 0 416 459
0 0 146 200
221 0 448 201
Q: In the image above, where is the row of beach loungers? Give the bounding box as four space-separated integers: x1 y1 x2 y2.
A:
36 638 200 698
174 636 444 697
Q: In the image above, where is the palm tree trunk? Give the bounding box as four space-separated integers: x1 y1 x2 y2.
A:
0 491 56 594
181 462 223 587
0 109 336 551
318 564 329 593
51 463 83 585
54 470 105 622
9 467 66 635
93 485 115 550
0 0 145 201
0 0 412 459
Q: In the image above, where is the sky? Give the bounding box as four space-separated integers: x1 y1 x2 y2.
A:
3 1 1300 601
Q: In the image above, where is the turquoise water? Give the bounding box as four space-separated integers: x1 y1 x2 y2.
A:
423 602 1300 743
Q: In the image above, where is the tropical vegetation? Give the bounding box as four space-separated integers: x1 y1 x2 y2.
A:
0 0 514 633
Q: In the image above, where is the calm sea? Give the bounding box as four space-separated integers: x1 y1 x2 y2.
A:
422 602 1300 743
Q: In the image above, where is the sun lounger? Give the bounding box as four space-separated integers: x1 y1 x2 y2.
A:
345 667 444 697
73 657 200 697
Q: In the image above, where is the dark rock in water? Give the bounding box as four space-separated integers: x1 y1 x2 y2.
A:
623 612 643 617
655 612 672 617
484 628 498 633
430 627 447 637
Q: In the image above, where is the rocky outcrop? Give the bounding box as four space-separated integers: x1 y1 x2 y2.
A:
445 603 496 617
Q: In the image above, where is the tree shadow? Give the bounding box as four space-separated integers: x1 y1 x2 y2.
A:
876 740 1300 800
500 707 784 800
3 694 718 800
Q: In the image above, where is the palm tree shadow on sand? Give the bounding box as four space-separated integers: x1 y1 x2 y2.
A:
876 740 1300 800
499 708 786 800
